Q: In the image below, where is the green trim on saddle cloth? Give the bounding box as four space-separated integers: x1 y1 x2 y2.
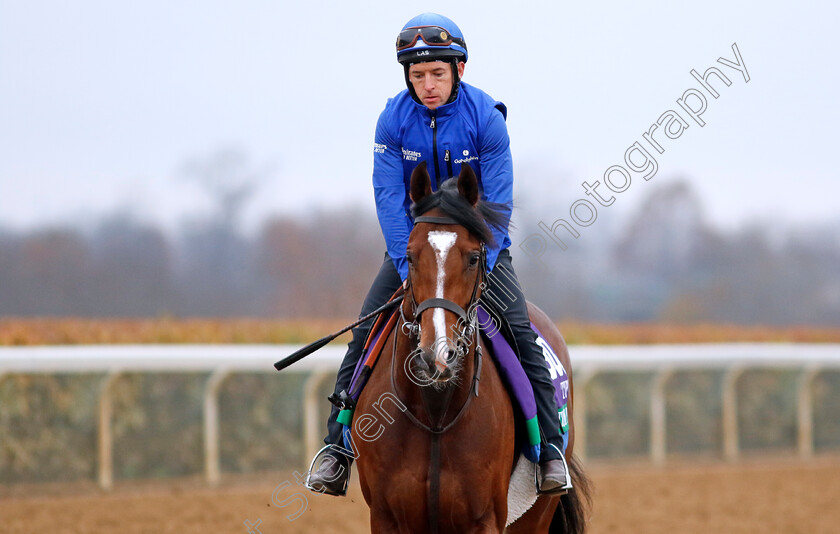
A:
337 408 354 427
525 416 541 447
559 404 569 434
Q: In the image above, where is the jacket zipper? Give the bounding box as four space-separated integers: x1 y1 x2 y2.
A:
445 149 453 179
430 112 441 189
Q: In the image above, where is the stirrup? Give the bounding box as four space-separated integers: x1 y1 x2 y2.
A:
304 445 351 496
535 448 573 496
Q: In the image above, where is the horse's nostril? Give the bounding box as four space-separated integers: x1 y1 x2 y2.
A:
420 348 436 369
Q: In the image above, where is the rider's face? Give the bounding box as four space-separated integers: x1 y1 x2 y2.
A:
408 60 465 110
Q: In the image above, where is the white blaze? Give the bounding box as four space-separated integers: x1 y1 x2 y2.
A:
427 231 457 368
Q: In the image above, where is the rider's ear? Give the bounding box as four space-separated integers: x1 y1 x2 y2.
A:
410 161 432 203
457 163 479 207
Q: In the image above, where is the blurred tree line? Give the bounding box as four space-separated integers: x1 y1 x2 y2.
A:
0 149 385 319
516 179 840 325
0 166 838 324
0 210 383 317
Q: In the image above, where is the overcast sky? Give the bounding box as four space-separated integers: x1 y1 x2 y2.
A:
1 1 837 236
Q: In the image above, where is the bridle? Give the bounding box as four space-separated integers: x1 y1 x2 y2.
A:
392 213 487 426
400 215 486 355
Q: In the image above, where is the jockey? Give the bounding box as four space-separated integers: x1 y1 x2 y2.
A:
306 12 572 496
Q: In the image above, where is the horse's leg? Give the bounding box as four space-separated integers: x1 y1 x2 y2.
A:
506 495 560 533
368 509 400 534
470 523 504 533
469 506 507 534
476 515 507 534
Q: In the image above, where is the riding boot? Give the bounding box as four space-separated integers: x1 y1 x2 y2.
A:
305 446 352 496
538 454 572 495
307 254 402 496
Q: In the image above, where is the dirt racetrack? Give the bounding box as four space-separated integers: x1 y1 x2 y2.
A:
2 457 839 534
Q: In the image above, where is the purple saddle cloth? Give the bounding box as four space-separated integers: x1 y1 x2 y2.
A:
476 306 570 457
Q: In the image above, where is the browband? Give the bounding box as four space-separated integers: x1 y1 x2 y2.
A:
414 216 459 225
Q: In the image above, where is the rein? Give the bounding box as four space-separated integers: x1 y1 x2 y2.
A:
388 330 482 534
388 327 483 435
389 214 487 534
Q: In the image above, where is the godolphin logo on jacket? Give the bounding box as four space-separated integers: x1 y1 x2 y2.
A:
454 149 478 164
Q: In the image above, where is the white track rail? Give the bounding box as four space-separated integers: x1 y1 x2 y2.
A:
2 343 839 488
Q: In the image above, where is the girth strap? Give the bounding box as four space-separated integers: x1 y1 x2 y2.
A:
429 432 441 534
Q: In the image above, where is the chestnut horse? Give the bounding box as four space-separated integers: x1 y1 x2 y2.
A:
352 162 589 533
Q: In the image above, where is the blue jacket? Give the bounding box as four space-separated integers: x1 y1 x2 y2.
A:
372 82 513 281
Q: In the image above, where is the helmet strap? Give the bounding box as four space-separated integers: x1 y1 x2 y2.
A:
446 58 461 104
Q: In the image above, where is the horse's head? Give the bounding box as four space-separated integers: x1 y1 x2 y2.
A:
403 161 494 388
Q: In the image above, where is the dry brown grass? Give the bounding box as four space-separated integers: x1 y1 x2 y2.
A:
2 317 839 346
0 318 350 346
555 320 840 345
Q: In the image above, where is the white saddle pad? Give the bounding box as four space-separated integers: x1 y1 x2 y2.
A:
506 453 538 527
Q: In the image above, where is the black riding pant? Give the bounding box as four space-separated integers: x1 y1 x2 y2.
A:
478 249 564 461
324 249 564 461
325 253 402 447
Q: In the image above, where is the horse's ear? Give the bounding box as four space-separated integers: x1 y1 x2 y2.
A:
457 163 479 207
410 161 432 203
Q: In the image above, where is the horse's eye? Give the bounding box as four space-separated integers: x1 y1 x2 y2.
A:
407 253 414 266
469 253 480 267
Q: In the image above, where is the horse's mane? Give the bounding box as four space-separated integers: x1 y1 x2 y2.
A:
410 177 511 246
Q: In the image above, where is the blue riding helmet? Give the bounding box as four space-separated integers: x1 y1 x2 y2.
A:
396 13 468 64
396 13 468 106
